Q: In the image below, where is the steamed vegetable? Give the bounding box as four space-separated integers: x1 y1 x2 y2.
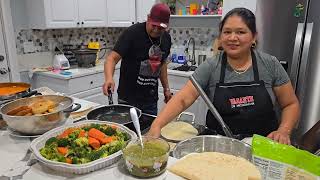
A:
40 123 130 164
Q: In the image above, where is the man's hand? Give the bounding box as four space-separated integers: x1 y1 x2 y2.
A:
164 89 173 103
267 130 291 145
102 78 115 95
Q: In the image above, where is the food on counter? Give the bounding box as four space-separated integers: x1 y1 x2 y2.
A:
161 121 198 141
40 123 130 164
0 86 26 96
122 137 170 177
169 152 261 180
6 99 57 116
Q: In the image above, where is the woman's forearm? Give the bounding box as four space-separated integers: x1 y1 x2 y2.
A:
278 102 300 134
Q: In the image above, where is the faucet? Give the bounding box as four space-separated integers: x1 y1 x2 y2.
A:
185 37 196 65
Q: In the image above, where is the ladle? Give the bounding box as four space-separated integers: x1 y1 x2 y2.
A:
190 75 234 138
130 108 144 148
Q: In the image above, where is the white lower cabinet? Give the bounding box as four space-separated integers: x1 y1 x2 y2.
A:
32 68 120 105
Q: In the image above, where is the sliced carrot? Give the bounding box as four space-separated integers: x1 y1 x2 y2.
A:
57 147 68 156
100 136 114 144
88 128 106 141
58 128 75 139
88 137 101 149
65 157 72 164
111 125 117 129
78 130 86 138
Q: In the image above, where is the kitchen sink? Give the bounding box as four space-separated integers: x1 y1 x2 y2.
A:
167 63 197 71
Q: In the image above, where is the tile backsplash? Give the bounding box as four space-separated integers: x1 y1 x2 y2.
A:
15 26 219 55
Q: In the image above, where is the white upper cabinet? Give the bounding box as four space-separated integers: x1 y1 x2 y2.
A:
25 0 107 29
43 0 78 28
136 0 156 23
78 0 107 27
106 0 136 27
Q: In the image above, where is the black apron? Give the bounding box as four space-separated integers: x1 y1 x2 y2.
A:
206 51 278 137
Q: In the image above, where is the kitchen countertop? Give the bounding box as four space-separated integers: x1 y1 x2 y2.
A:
0 97 183 180
33 62 194 80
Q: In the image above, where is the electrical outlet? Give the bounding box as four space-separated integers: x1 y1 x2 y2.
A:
23 41 35 53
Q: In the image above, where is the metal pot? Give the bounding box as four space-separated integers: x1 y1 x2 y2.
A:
0 95 81 135
73 49 97 68
0 82 39 103
172 135 252 161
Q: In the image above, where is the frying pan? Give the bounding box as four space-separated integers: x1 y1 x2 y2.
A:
86 90 142 131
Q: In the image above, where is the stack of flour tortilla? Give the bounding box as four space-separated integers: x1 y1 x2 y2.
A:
168 152 261 180
161 121 198 141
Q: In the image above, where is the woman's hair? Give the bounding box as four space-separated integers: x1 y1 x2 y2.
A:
219 8 257 35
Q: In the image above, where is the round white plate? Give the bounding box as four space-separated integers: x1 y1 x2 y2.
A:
7 127 41 138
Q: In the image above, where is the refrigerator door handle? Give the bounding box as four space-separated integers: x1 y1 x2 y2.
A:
296 23 314 101
290 23 305 90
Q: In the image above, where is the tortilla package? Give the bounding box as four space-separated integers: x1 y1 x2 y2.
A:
252 135 320 180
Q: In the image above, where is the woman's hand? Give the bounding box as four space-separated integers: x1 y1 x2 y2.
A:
267 130 291 145
146 125 161 138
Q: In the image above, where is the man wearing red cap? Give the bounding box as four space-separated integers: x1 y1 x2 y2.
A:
103 3 172 115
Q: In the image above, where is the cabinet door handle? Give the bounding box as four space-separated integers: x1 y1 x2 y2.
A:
0 55 4 61
77 22 80 25
132 22 134 24
82 22 84 25
90 81 93 84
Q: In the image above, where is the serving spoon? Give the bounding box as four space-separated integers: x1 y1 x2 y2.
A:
130 108 144 149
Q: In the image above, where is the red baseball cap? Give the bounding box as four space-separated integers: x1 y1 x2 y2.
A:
149 3 171 28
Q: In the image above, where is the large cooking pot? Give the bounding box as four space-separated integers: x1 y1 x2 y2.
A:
86 91 142 132
172 135 252 161
0 95 81 135
0 82 38 104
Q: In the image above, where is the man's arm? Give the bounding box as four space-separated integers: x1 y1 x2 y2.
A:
159 62 172 103
103 51 122 95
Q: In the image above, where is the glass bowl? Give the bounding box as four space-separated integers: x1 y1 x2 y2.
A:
122 136 170 177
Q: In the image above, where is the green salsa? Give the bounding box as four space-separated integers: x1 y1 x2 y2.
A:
123 141 167 158
123 140 169 177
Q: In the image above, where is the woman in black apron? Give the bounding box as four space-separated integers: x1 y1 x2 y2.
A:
148 8 300 145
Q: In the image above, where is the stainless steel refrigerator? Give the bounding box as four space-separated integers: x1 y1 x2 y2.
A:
255 0 320 152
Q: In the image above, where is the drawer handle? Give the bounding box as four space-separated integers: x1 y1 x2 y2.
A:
90 81 93 84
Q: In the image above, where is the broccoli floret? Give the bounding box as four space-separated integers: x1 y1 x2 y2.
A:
87 147 108 161
73 146 90 158
45 137 58 146
74 137 89 147
72 157 80 164
57 138 69 147
82 126 91 132
68 129 81 141
101 126 116 136
40 143 66 163
108 139 126 154
115 130 130 141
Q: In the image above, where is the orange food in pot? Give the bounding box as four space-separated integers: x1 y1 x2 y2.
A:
0 86 27 96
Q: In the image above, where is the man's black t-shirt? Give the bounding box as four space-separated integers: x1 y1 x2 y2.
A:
113 22 171 105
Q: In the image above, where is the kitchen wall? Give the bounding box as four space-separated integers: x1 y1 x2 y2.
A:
15 26 219 55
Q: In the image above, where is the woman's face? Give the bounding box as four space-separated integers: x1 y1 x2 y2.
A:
220 15 256 58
